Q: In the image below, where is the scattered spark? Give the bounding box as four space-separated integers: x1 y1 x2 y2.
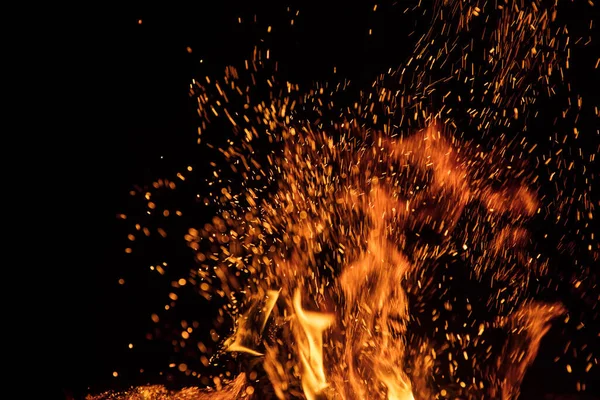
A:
98 1 598 399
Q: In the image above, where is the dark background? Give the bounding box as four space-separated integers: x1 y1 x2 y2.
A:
56 1 598 399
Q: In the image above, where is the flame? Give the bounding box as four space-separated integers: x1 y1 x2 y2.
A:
492 302 566 400
292 290 334 400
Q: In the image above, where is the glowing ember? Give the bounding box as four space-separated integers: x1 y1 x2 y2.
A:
92 0 598 399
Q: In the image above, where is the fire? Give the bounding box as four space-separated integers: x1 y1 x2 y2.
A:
99 123 567 399
246 123 556 399
93 0 598 398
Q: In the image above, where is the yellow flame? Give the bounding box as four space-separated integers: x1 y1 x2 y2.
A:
292 289 334 400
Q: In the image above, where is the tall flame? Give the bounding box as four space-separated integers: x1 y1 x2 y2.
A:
293 290 334 400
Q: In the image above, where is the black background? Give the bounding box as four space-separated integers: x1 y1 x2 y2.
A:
56 1 598 399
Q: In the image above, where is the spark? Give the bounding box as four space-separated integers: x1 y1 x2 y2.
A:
95 1 598 399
